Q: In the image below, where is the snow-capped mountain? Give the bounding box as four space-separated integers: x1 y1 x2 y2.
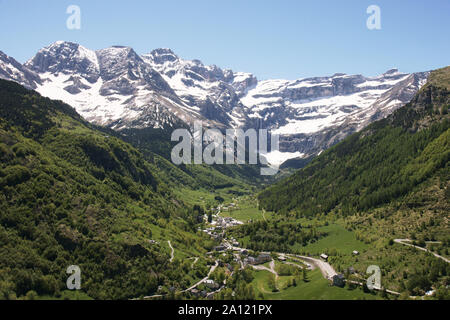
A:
142 48 256 128
0 51 41 89
240 69 429 156
0 41 431 165
22 42 208 129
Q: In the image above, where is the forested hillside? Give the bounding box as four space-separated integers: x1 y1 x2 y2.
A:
120 126 266 194
259 67 449 217
0 79 216 299
253 67 450 297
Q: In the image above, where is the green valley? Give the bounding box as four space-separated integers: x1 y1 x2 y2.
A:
0 66 449 301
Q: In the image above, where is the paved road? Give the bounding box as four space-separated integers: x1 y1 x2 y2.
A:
346 280 401 296
142 260 219 299
183 260 219 292
283 260 310 270
251 259 278 280
140 225 446 300
289 255 337 280
394 239 449 263
224 240 337 281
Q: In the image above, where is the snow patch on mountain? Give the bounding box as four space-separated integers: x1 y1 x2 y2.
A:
0 42 431 166
37 72 132 124
0 51 41 89
241 71 423 137
262 150 305 167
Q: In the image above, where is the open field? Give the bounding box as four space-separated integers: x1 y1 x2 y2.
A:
251 268 380 300
220 196 274 222
297 223 369 256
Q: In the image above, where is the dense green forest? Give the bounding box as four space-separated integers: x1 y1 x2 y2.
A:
252 67 450 298
230 217 326 253
0 79 222 299
259 67 450 216
1 65 449 300
121 126 267 187
120 126 266 193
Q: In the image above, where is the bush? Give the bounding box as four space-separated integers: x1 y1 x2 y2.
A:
1 165 31 186
25 290 38 300
406 274 431 295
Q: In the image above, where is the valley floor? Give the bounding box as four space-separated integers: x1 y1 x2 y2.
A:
181 195 449 300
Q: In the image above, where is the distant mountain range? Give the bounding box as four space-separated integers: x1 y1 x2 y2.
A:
259 66 450 215
0 41 430 165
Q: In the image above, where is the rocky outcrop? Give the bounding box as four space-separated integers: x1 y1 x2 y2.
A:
0 42 431 166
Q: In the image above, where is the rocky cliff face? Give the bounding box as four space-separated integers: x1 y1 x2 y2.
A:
21 42 199 129
142 48 254 128
0 51 41 89
240 69 429 157
25 41 100 83
0 41 431 165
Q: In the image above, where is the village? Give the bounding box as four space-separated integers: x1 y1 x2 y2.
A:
201 202 243 241
137 198 375 300
141 198 395 301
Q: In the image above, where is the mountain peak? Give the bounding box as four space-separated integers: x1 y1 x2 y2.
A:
32 41 84 58
96 45 141 62
383 68 399 75
0 42 433 158
0 50 9 59
145 48 179 64
95 46 145 81
151 48 176 55
25 41 99 83
48 40 79 48
0 50 41 89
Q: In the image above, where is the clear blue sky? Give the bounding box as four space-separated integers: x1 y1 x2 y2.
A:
0 0 448 80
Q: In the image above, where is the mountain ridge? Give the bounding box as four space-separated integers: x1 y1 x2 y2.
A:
0 78 220 299
258 66 450 215
0 41 434 166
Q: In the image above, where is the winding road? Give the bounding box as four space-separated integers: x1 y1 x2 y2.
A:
138 213 450 300
394 239 449 263
251 260 278 280
168 240 174 263
288 255 337 280
141 210 450 300
224 238 338 282
142 260 219 299
182 260 219 293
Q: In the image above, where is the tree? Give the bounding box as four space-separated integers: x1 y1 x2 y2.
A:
302 268 308 282
25 290 38 300
267 274 277 292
